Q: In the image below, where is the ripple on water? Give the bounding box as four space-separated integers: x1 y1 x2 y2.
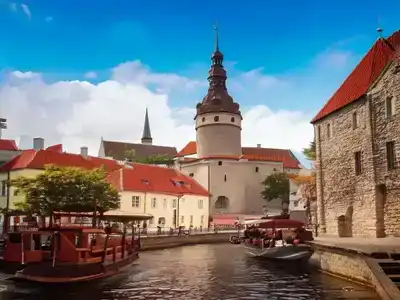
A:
0 244 381 300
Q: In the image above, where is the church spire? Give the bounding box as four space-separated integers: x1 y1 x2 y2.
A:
195 25 241 119
141 108 153 145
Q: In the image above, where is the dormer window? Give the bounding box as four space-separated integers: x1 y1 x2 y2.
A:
173 180 185 187
189 173 194 177
214 116 219 122
231 117 235 122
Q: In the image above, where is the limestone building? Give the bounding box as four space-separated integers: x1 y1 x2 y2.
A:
174 29 305 224
312 30 400 237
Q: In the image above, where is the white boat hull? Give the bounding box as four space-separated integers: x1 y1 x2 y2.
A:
242 244 314 261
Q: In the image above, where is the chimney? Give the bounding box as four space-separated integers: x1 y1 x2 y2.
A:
257 144 261 148
33 137 44 150
80 146 89 158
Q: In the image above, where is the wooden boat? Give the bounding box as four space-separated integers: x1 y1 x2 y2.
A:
0 211 151 283
240 218 314 262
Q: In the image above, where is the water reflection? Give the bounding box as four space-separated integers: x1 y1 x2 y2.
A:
0 244 380 299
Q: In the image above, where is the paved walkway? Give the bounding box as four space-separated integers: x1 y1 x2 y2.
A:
310 236 400 254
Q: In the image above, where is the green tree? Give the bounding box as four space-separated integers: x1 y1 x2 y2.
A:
124 149 136 161
261 172 290 214
303 138 316 161
135 154 174 165
11 165 120 216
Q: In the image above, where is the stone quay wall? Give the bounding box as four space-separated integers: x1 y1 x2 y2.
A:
139 233 232 251
309 242 400 300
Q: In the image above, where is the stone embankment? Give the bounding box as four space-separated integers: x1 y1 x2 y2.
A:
140 232 232 251
308 237 400 300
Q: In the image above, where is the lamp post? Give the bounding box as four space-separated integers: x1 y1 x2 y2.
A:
174 194 184 230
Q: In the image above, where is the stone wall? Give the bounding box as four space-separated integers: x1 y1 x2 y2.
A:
315 98 377 237
310 242 400 300
140 233 231 251
314 61 400 238
369 61 400 236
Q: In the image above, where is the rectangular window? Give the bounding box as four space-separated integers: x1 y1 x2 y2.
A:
132 196 140 208
1 181 6 196
180 216 184 224
386 141 396 170
327 123 331 138
200 215 204 225
172 199 177 208
386 96 394 118
190 215 193 225
352 112 358 129
151 198 157 208
198 199 204 209
354 151 362 175
163 199 167 209
149 218 154 225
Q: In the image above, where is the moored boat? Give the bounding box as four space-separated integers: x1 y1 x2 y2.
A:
1 211 151 283
240 218 314 262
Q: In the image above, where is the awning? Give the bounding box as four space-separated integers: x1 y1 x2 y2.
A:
212 214 264 226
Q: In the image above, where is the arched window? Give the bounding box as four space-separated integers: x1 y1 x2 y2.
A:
215 196 229 209
158 217 166 225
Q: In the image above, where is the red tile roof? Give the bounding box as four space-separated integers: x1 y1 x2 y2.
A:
0 148 207 197
107 164 209 197
0 139 18 151
0 149 95 172
177 141 301 169
312 30 400 123
45 144 63 153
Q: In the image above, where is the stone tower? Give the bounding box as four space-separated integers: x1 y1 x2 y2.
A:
141 108 153 145
195 26 242 158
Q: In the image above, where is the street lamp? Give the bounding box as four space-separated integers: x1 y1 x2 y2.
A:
174 194 184 229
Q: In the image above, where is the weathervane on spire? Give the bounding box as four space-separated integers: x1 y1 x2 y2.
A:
377 15 383 38
214 23 219 52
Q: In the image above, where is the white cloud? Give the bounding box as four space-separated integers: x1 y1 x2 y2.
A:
0 60 315 160
20 3 31 19
84 71 97 79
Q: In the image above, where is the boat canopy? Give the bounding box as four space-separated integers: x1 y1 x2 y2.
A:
242 219 305 229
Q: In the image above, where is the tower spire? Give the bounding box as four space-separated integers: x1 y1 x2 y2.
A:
194 25 241 118
214 23 219 52
141 108 153 145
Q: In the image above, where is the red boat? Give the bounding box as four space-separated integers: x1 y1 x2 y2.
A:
1 211 150 283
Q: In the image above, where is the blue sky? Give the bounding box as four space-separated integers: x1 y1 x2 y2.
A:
0 0 399 163
1 0 399 110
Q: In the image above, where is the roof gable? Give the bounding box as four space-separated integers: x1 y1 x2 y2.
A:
312 30 400 123
0 139 18 151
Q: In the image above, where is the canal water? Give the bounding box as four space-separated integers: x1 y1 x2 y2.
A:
0 244 380 299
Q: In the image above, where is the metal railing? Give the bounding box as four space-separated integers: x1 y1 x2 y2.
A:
130 227 240 237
